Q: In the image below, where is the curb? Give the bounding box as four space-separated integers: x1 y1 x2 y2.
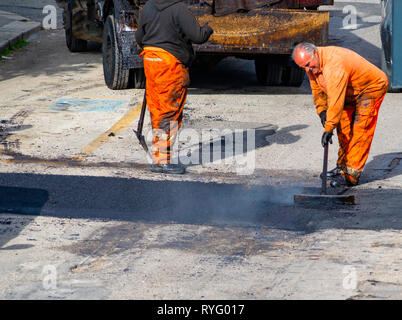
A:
0 10 42 55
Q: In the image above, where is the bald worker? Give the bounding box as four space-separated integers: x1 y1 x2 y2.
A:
292 43 388 187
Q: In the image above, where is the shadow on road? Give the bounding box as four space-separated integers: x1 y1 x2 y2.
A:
171 124 308 167
1 169 401 250
0 29 102 82
361 152 402 185
0 185 48 248
188 58 312 95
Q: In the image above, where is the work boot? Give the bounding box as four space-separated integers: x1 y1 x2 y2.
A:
151 163 186 174
320 167 342 179
330 175 355 188
327 167 342 177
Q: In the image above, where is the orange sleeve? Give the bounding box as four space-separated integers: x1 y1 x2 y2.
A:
307 72 327 115
323 65 349 132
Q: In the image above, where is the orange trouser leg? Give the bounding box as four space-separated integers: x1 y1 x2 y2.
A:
336 94 386 184
336 107 354 171
142 47 189 164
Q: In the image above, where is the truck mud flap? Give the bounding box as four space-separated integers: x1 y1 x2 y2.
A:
115 8 143 70
65 0 102 42
118 31 143 70
193 9 330 55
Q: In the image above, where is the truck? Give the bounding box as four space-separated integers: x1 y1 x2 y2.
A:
55 0 333 90
380 0 402 91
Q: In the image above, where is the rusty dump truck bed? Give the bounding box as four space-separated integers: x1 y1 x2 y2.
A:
56 0 333 88
192 8 330 55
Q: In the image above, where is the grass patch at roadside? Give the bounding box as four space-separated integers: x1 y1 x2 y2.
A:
0 39 29 61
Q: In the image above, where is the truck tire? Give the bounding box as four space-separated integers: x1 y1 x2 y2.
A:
65 0 88 52
282 65 305 87
193 55 223 70
255 58 283 86
130 68 146 89
102 15 130 90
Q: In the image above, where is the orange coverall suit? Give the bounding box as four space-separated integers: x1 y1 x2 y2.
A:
307 46 388 185
141 47 189 164
135 0 212 166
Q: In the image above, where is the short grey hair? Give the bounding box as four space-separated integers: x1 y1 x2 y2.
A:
292 42 318 61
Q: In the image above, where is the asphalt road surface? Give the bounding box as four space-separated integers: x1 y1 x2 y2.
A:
0 0 401 300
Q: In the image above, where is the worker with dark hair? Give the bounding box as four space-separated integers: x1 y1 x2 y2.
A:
135 0 213 174
292 43 388 187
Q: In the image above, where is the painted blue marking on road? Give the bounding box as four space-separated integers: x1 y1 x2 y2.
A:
50 98 128 112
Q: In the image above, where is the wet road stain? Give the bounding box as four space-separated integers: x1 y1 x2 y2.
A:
59 222 301 265
50 98 128 112
0 110 33 151
0 244 34 250
59 223 151 258
149 226 299 257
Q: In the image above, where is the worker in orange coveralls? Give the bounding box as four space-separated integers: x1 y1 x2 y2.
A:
292 43 388 187
135 0 213 174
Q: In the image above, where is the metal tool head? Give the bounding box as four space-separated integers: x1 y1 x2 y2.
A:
133 129 149 153
294 193 355 205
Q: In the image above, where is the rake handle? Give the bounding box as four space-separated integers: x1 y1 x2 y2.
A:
321 143 329 195
134 89 150 155
137 90 147 134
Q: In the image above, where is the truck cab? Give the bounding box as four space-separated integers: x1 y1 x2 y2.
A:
380 0 402 91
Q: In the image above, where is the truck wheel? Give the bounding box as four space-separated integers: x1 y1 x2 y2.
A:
130 68 146 89
193 55 223 70
65 0 87 52
102 15 130 90
282 65 305 87
255 58 283 86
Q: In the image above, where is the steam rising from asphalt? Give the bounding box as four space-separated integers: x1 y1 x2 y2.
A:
266 186 304 205
148 183 305 226
0 172 307 228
